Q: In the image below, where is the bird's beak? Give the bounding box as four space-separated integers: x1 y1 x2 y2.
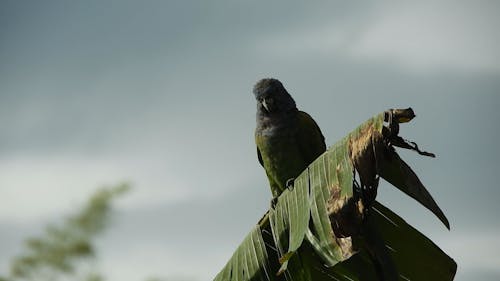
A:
262 99 270 112
262 97 274 112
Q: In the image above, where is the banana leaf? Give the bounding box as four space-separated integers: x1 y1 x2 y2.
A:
214 109 456 281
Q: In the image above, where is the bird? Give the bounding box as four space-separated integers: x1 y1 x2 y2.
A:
253 78 397 280
253 78 326 199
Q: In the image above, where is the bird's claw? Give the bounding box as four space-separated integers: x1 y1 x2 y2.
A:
286 178 295 190
270 197 279 209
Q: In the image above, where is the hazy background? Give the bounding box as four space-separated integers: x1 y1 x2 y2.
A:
1 1 499 280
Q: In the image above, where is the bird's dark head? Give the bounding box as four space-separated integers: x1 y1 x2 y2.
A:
253 78 297 115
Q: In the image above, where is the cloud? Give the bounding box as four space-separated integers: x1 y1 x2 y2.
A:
0 154 192 222
351 1 500 72
256 1 500 72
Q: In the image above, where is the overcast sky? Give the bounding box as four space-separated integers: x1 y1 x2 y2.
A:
1 1 499 280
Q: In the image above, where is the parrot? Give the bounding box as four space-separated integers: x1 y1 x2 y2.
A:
253 78 326 199
253 78 398 280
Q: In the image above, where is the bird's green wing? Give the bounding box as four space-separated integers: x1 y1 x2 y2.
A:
255 135 282 197
296 111 327 165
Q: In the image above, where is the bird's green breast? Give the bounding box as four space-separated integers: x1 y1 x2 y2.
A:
255 126 307 195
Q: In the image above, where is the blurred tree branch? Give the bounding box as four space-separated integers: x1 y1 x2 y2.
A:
0 183 130 281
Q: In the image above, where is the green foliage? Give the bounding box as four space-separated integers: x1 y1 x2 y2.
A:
214 111 456 281
2 184 129 281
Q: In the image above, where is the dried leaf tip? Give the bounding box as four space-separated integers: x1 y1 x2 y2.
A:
384 107 416 123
